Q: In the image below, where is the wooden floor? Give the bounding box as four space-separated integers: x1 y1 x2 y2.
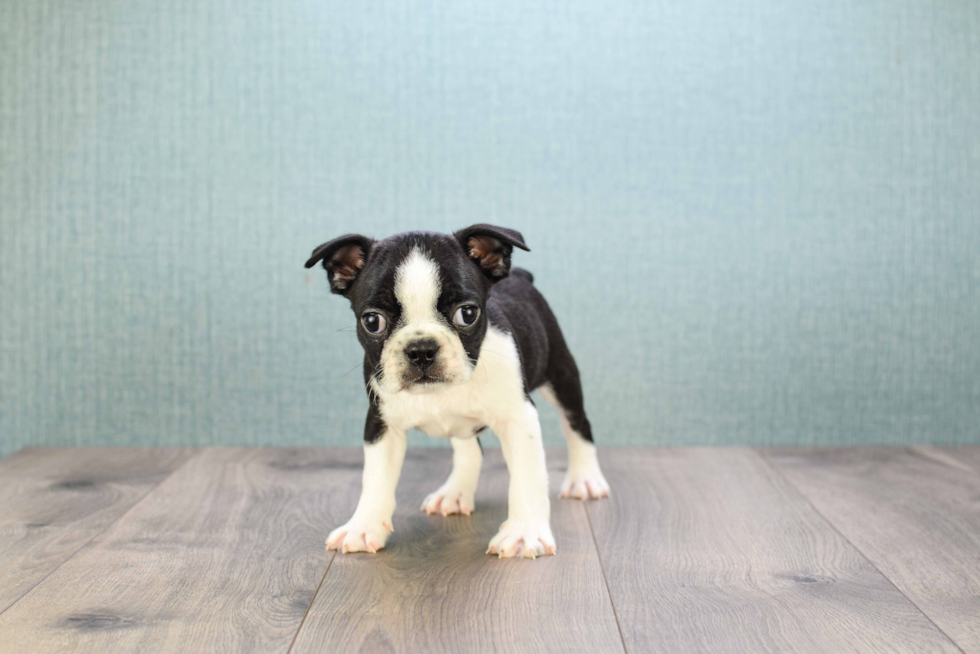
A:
0 447 978 653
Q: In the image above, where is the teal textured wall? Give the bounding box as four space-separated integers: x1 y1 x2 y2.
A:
2 0 979 457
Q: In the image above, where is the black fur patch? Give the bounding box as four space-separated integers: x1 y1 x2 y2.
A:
363 399 387 444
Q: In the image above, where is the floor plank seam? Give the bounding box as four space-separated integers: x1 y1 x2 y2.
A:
752 449 967 654
582 499 629 654
0 448 204 621
910 445 980 477
287 551 336 654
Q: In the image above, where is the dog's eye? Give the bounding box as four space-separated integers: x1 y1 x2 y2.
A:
361 312 387 334
453 305 480 328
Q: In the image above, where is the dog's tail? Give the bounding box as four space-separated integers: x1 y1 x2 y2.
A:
510 268 534 284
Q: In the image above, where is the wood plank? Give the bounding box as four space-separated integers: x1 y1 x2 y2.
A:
0 448 364 653
765 446 980 652
588 447 958 653
292 448 623 654
0 447 196 615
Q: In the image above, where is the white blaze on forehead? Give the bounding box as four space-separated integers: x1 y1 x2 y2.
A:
394 247 442 324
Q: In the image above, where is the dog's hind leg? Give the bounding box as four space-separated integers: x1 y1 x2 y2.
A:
539 335 610 500
420 435 482 516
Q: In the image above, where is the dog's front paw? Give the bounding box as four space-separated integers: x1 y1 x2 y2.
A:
559 472 611 500
420 484 475 516
326 517 394 554
487 520 556 559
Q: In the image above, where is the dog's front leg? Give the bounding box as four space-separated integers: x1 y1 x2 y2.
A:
487 401 556 558
326 427 407 554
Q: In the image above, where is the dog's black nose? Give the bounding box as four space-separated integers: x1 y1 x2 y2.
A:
405 339 439 372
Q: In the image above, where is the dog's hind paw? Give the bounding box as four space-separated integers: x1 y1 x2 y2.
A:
420 485 475 516
559 473 611 500
487 520 556 559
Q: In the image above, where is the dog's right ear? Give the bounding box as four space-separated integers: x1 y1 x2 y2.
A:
305 234 374 295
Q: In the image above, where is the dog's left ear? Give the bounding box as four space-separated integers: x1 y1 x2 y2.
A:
304 234 374 295
454 224 530 281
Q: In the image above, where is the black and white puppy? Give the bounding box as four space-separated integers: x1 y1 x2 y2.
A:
305 225 609 559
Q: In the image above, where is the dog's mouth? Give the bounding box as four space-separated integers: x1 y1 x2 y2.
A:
410 373 444 385
401 371 447 391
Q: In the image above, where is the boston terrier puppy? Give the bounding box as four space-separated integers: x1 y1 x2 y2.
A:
305 225 609 559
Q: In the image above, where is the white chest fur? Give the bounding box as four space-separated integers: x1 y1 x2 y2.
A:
373 326 526 438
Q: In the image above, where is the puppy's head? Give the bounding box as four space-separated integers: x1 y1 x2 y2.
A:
306 225 529 395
